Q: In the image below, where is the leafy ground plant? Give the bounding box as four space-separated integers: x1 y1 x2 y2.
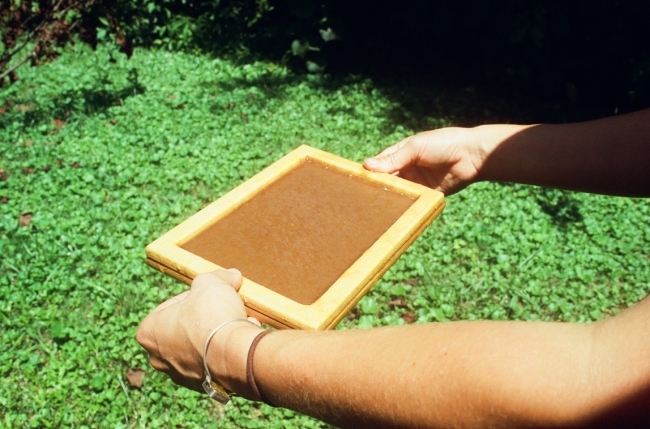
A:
1 43 649 428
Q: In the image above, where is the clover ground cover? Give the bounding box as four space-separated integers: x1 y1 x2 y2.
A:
1 44 648 428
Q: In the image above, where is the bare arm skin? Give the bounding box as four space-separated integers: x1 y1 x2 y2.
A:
137 271 650 428
364 109 650 196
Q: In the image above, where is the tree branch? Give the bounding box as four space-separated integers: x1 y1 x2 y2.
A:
0 52 35 82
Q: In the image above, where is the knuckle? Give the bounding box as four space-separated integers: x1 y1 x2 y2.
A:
149 356 169 372
135 323 150 346
192 273 215 289
192 272 211 285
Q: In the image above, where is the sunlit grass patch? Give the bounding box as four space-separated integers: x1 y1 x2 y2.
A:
1 44 648 428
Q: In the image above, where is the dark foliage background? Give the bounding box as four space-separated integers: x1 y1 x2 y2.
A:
117 0 650 122
322 0 650 120
4 0 649 121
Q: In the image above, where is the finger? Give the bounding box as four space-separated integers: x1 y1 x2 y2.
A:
247 316 262 327
227 268 243 291
399 165 434 188
192 268 243 291
150 290 191 314
136 312 162 350
364 137 419 173
374 143 400 158
375 137 411 158
149 355 170 372
136 291 189 349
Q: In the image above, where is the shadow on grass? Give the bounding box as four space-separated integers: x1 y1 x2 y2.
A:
0 70 145 131
535 188 583 226
203 71 304 115
203 63 545 135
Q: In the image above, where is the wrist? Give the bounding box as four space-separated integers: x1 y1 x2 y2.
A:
470 123 532 183
207 321 264 398
468 124 494 183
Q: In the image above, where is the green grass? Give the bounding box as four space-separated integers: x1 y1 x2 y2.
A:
1 44 649 428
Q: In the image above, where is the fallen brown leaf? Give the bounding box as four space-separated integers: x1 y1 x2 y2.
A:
0 105 6 115
403 277 420 286
52 119 65 131
23 140 34 147
23 167 35 175
388 297 407 308
16 104 34 112
346 308 361 320
125 368 145 388
401 311 418 324
19 212 32 227
1 196 8 204
70 161 80 168
0 169 7 180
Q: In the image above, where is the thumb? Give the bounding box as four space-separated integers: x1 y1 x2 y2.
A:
192 268 243 292
364 138 419 174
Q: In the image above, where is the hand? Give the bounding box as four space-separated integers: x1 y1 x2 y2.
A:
363 127 483 195
136 269 263 396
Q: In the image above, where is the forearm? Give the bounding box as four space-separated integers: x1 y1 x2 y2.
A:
473 109 650 196
252 321 599 428
138 274 650 428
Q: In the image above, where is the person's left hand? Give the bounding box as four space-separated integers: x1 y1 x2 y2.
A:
136 269 263 395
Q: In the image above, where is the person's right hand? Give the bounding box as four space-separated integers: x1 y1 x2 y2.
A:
363 127 483 195
136 269 263 397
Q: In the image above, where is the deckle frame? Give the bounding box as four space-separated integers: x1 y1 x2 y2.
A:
146 145 445 330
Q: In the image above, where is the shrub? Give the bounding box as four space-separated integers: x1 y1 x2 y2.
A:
0 0 133 86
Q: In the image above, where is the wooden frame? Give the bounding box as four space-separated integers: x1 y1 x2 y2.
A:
146 145 445 330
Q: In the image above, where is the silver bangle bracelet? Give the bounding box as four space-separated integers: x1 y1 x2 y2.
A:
201 317 257 404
